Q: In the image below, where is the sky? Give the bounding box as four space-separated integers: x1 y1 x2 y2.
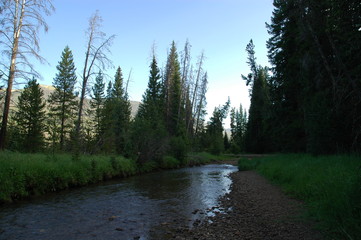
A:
34 0 274 126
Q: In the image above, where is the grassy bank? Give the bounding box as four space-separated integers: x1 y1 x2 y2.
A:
238 154 361 239
0 152 138 203
0 151 225 203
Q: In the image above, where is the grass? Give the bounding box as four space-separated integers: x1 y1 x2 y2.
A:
0 151 227 203
238 154 361 239
0 151 137 203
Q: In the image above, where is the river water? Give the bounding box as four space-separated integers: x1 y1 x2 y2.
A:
0 164 237 240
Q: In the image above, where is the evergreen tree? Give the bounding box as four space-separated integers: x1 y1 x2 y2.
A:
266 1 306 152
230 104 247 153
266 0 361 154
205 99 230 155
90 70 105 145
48 46 78 151
137 55 163 120
132 55 168 164
242 40 271 153
163 41 184 136
14 78 46 152
101 80 115 153
102 67 131 155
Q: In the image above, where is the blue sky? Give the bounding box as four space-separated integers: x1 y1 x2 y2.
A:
36 0 274 124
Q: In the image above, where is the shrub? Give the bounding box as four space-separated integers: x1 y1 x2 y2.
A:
161 156 180 169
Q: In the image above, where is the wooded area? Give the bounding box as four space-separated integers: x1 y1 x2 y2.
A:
243 0 361 155
1 0 360 160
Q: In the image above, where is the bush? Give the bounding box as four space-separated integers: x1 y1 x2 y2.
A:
169 136 188 164
161 156 180 169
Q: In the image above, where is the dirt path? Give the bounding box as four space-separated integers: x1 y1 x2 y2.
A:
172 171 323 240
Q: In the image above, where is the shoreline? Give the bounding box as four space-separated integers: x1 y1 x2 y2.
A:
172 170 323 239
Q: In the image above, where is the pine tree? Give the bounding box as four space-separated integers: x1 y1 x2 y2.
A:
230 104 247 153
163 41 184 136
102 67 131 155
137 55 163 120
48 46 78 151
90 71 105 144
14 78 46 152
132 55 167 164
206 99 230 155
242 40 271 153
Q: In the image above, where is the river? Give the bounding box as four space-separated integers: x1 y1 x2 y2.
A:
0 164 237 240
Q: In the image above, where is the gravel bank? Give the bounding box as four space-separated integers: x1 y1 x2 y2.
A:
172 171 323 240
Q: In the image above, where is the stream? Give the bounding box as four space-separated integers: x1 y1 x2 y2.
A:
0 164 237 240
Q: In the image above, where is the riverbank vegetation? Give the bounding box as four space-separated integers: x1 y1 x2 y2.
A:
0 151 228 203
1 1 360 238
238 154 361 239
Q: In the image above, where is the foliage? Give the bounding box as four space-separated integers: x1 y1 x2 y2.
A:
0 0 54 150
101 67 132 155
229 104 247 153
168 136 188 163
13 78 46 152
160 156 180 169
47 46 78 151
132 55 168 164
163 41 184 137
242 40 271 153
266 0 361 154
241 154 361 239
204 99 230 155
89 70 105 148
0 151 137 203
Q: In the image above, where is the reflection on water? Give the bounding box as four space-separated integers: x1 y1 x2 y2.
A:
0 164 237 240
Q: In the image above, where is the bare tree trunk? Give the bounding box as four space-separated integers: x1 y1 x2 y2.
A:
187 52 204 134
195 72 208 135
0 0 24 149
178 40 191 121
74 11 114 147
125 68 132 97
0 0 53 150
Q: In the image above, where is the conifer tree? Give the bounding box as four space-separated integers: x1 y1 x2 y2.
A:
133 54 167 164
102 67 131 155
90 71 105 144
48 46 78 151
137 55 163 120
14 78 46 152
205 99 230 155
242 40 271 153
163 41 184 136
230 104 248 153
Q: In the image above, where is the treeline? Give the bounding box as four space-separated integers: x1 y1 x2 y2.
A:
0 40 230 164
0 1 235 164
243 0 361 154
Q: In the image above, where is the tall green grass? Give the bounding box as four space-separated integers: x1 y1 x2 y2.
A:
0 152 137 203
238 154 361 239
0 151 228 203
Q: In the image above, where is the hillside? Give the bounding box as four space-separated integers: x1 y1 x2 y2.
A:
0 85 141 118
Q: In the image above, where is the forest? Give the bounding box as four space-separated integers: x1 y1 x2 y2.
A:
0 0 232 163
0 1 360 238
1 0 361 159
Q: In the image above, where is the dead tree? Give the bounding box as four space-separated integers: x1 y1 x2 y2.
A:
0 0 54 149
186 51 205 134
75 11 115 145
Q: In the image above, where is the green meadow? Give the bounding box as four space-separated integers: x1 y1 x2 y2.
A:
238 154 361 239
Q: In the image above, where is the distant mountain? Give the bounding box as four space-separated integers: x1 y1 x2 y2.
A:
0 85 141 118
